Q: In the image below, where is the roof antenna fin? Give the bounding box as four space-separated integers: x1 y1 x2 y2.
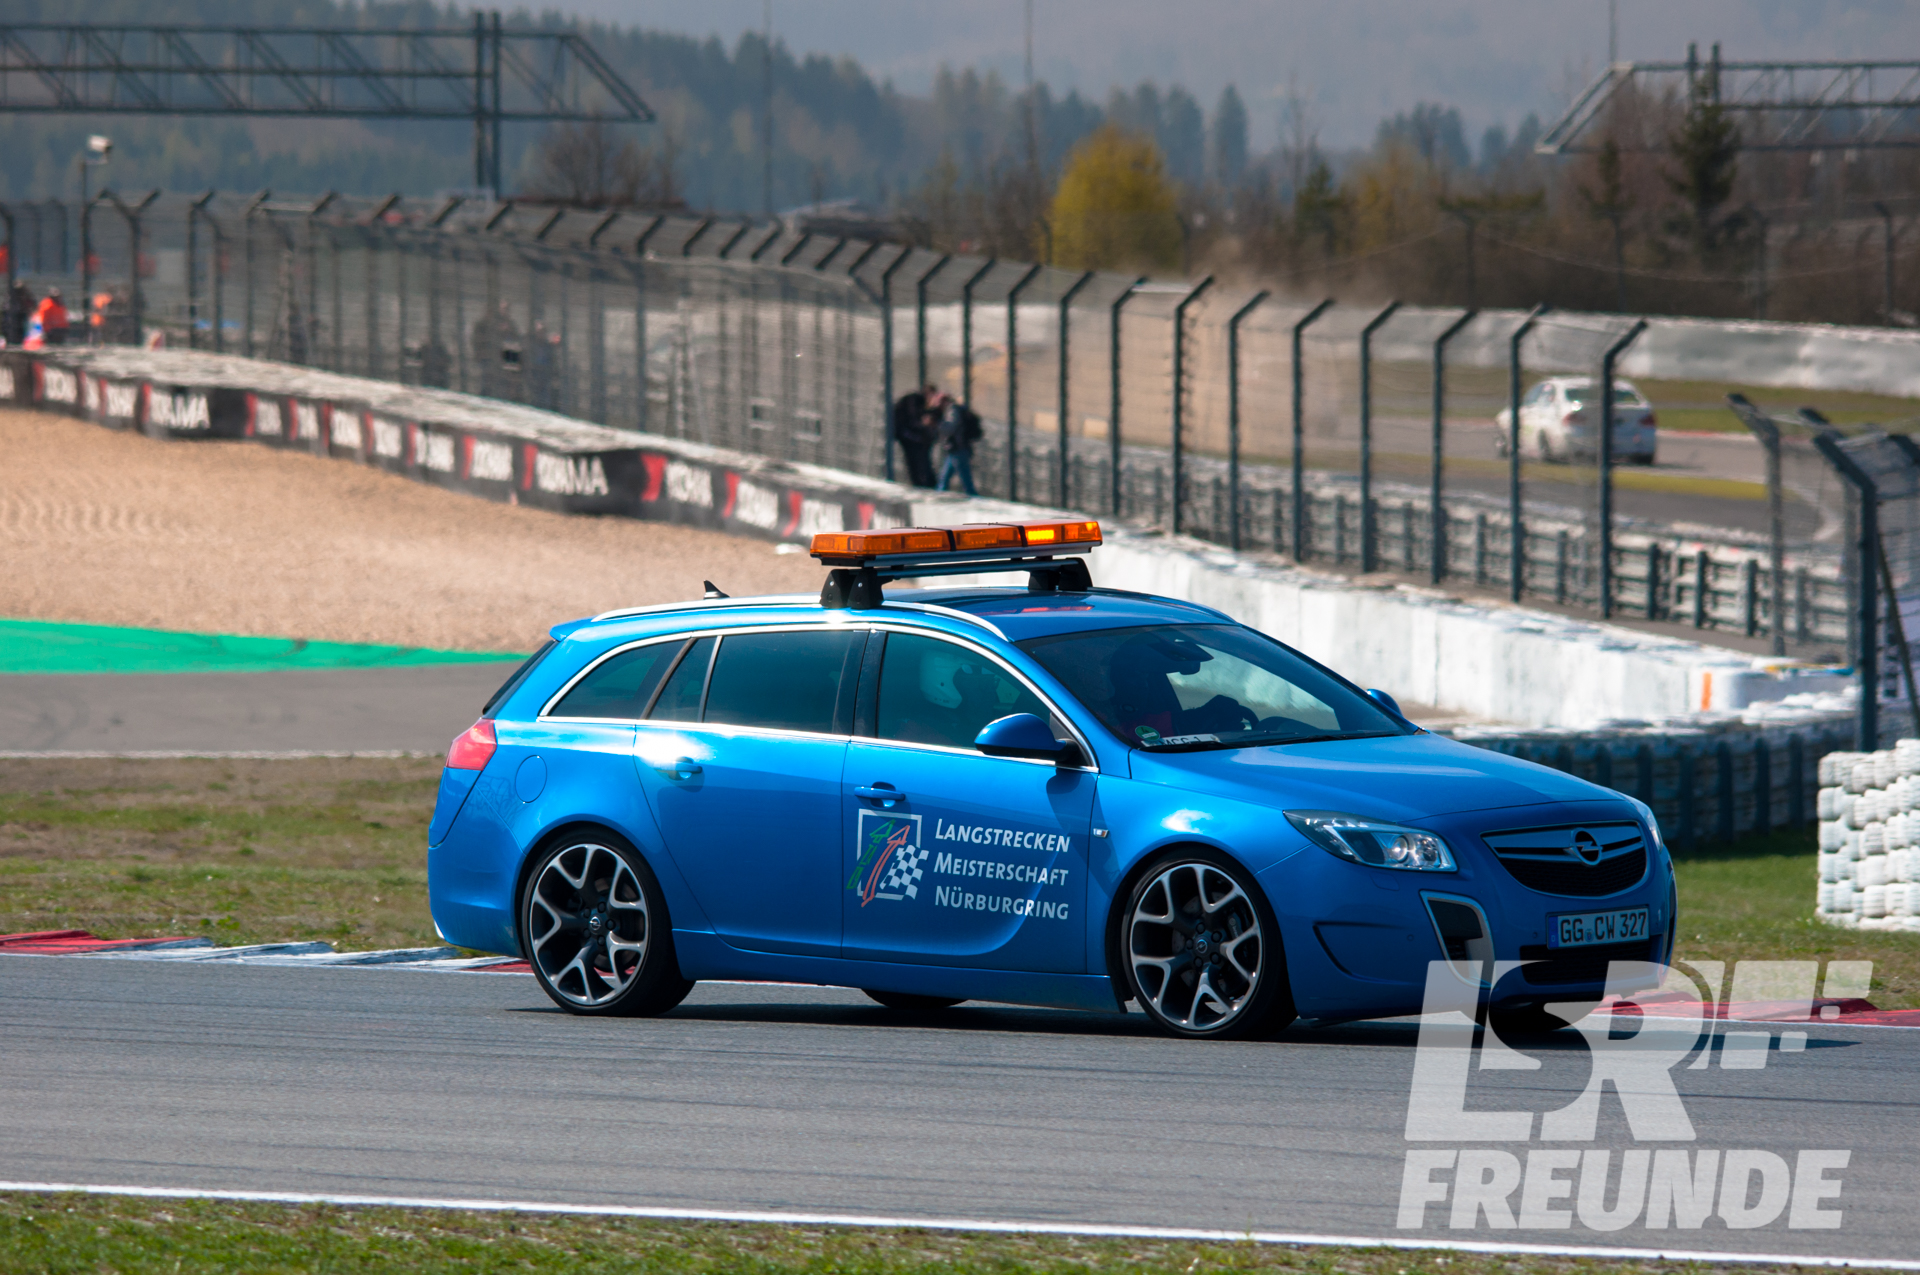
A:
703 580 730 599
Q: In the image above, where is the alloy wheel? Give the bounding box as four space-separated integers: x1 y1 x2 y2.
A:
1127 860 1265 1033
527 841 652 1008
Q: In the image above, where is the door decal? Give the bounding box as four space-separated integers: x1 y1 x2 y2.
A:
849 811 927 905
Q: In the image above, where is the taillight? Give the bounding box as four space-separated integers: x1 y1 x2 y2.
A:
1646 411 1658 428
446 718 497 771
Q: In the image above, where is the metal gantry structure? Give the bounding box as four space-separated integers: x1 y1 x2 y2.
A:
1539 43 1920 153
0 17 653 192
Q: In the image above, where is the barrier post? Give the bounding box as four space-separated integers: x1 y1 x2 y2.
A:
914 252 952 395
0 204 14 325
1507 305 1549 599
1226 289 1271 552
1169 275 1215 535
1057 270 1095 507
1430 307 1477 583
1358 300 1401 572
1290 298 1334 561
1598 318 1648 619
959 258 995 415
1004 263 1042 502
242 190 269 360
1814 432 1880 749
1109 277 1146 517
1728 392 1787 654
877 246 912 482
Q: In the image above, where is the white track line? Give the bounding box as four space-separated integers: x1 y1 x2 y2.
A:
0 750 433 760
0 1182 1910 1269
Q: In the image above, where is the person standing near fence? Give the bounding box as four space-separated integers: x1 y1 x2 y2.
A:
34 289 69 347
4 280 33 346
936 392 983 496
892 383 938 487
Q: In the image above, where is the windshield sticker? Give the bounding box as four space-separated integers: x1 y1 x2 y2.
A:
1135 725 1162 743
847 811 927 906
1155 733 1220 746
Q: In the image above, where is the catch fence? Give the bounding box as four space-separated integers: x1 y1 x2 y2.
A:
0 190 1885 657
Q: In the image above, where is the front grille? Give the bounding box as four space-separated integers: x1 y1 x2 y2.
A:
1480 821 1648 898
1518 939 1656 985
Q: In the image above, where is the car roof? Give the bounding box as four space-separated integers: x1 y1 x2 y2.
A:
563 585 1232 645
1545 375 1641 391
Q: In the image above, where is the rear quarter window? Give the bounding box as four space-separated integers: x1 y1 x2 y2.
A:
549 641 682 720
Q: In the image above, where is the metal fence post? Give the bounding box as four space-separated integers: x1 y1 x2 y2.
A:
1814 432 1880 749
0 204 14 322
1056 270 1096 507
242 190 268 359
1226 289 1271 553
877 246 913 482
1290 298 1334 562
1109 277 1146 517
1598 318 1649 619
1358 300 1402 572
1169 275 1215 535
1727 392 1786 654
914 252 952 395
1507 305 1549 600
959 258 995 411
1430 307 1477 583
1004 263 1042 502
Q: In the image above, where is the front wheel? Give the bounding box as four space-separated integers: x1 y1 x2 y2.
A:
522 832 692 1017
1122 852 1294 1039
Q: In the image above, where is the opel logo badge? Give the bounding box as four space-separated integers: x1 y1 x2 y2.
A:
1570 829 1602 865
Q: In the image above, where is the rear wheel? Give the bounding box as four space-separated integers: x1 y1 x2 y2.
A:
1122 851 1294 1039
522 832 692 1017
862 989 965 1012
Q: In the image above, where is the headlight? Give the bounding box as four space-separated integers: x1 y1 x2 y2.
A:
1286 810 1456 871
1625 794 1668 861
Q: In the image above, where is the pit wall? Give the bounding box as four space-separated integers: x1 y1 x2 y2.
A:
1816 742 1920 930
4 346 1850 736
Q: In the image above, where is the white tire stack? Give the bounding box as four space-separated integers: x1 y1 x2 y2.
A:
1817 742 1920 930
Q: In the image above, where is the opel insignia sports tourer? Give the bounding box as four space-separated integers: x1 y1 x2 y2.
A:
427 519 1675 1039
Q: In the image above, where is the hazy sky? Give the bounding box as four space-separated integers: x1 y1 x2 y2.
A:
548 0 1917 149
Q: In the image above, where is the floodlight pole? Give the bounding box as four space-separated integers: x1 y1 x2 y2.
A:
1226 289 1270 552
1598 318 1649 619
1429 308 1477 583
1290 298 1333 561
1358 300 1401 572
1507 305 1548 600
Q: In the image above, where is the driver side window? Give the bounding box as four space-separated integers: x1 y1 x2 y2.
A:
874 632 1052 751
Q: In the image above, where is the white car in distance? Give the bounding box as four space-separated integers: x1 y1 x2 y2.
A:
1493 376 1658 465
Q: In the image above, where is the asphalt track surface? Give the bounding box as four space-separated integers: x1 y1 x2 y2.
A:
0 664 508 753
1 959 1915 1262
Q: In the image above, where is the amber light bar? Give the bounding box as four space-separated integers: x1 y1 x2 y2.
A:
810 519 1102 565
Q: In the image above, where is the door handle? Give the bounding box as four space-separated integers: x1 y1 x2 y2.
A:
670 757 702 781
854 784 902 807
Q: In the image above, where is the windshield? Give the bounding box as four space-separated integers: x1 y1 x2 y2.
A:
1564 385 1645 407
1018 623 1409 751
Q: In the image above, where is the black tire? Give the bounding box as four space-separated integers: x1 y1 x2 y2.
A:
862 989 965 1012
1119 849 1295 1040
522 831 692 1017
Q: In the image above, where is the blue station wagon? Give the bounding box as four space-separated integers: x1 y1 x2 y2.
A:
427 519 1676 1039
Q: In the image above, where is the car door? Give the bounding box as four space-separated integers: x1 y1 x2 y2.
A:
633 626 866 958
841 628 1094 974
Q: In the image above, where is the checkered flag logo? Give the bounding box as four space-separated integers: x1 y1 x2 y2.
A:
880 844 928 899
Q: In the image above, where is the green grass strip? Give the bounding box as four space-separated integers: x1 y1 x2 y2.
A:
0 618 525 675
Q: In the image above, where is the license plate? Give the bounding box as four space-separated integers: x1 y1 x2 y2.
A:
1547 906 1649 949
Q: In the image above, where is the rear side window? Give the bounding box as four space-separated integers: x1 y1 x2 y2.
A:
549 641 680 720
481 640 555 719
648 636 715 722
704 630 862 735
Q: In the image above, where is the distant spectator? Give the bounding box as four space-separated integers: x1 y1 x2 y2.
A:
937 393 984 496
893 382 939 487
418 336 452 389
472 301 522 401
526 320 559 410
34 289 69 347
4 280 32 346
285 299 309 364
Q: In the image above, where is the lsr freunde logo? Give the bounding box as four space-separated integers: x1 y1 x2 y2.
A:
1396 960 1859 1234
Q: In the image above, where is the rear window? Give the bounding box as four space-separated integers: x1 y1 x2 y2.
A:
704 630 862 734
549 641 681 720
1564 385 1645 407
481 640 555 719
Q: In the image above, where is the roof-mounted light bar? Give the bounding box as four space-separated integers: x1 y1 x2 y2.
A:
811 519 1102 609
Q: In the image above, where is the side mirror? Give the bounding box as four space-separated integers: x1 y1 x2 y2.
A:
1366 688 1406 720
975 712 1081 766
